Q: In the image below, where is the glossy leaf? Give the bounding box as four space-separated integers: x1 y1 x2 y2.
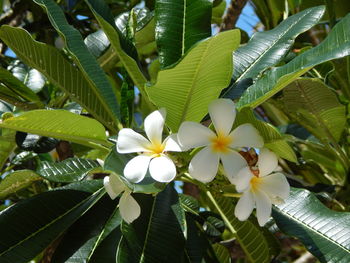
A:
212 244 230 263
211 195 277 263
8 61 46 94
16 132 59 153
0 170 42 200
0 26 119 132
155 0 212 68
147 30 240 131
37 158 101 182
237 13 350 109
0 128 16 170
0 67 42 105
51 196 120 263
283 78 346 142
117 185 186 262
273 188 350 263
84 0 147 92
0 110 112 150
0 188 105 263
232 6 325 83
33 0 121 125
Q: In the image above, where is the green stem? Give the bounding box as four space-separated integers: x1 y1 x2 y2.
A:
205 190 237 235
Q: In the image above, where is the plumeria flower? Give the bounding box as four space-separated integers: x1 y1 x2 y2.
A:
177 99 263 183
117 108 182 183
234 148 290 226
104 174 141 223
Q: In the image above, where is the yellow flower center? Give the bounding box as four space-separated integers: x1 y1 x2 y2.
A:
146 142 165 157
211 133 232 153
250 176 261 192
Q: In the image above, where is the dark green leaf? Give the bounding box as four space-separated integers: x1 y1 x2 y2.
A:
84 0 147 92
0 188 104 263
232 6 325 83
155 0 212 68
16 132 59 154
283 78 346 142
8 61 46 94
33 0 121 123
37 158 100 182
0 67 42 105
237 12 350 109
273 188 350 263
0 26 119 132
51 195 119 263
117 185 186 262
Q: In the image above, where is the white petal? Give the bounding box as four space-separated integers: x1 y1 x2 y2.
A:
259 172 290 199
117 128 151 153
221 151 248 184
123 155 151 183
229 123 264 149
254 190 272 226
234 191 254 221
149 155 176 182
233 167 254 192
163 134 183 152
144 108 166 144
177 122 214 150
208 99 236 136
189 146 219 183
257 148 278 177
119 192 141 223
103 175 124 199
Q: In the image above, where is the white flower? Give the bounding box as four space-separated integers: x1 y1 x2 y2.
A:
177 99 263 183
117 108 182 183
104 174 141 224
234 148 290 226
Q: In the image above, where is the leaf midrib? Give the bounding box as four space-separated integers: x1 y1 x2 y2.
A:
0 188 104 259
179 41 213 125
274 205 350 256
0 27 117 132
235 8 317 83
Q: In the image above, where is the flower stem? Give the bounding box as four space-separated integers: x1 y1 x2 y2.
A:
205 190 237 235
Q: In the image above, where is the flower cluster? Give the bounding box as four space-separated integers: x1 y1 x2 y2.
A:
104 98 290 226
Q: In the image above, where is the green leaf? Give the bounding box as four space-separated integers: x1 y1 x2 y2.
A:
0 188 105 263
84 0 147 92
33 0 120 124
58 180 104 193
232 6 325 82
212 244 230 263
234 108 297 162
0 127 16 169
210 195 277 263
155 0 212 68
8 61 46 94
0 110 112 150
283 78 346 142
117 185 186 262
0 26 119 132
237 12 350 109
0 67 42 105
51 196 120 263
147 30 240 131
272 188 350 263
37 158 101 182
0 170 42 200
